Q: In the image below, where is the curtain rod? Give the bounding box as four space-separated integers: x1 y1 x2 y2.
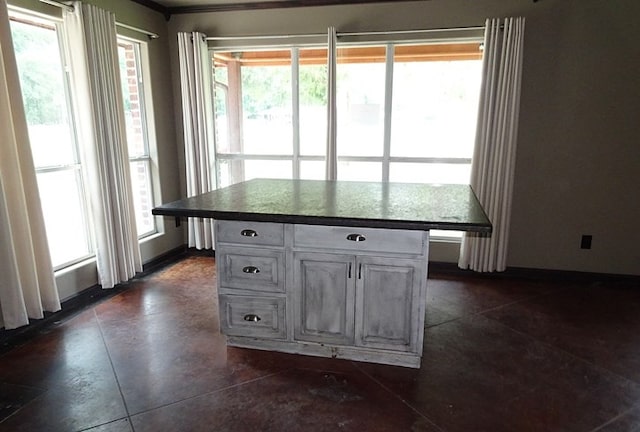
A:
39 0 73 12
116 22 159 40
205 25 484 41
38 0 159 39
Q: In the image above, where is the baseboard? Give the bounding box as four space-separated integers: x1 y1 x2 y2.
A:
185 247 216 257
141 245 189 275
429 261 640 284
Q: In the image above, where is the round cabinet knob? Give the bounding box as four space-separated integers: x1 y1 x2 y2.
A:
346 233 366 242
243 314 261 322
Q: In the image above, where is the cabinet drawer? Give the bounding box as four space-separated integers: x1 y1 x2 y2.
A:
293 224 425 255
216 220 284 247
220 295 286 339
218 247 285 293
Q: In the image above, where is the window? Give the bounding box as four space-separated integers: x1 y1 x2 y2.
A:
10 12 93 269
213 47 329 187
117 37 156 237
211 40 482 238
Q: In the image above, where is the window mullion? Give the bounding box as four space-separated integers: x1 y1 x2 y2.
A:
382 43 394 183
292 47 300 179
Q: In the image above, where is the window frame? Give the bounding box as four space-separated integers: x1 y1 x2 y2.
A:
210 38 482 240
9 10 96 270
117 35 158 239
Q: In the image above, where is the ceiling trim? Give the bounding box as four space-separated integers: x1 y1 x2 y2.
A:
145 0 427 16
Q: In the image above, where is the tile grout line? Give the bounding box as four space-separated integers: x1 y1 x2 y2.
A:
427 288 640 431
126 369 287 418
479 309 640 391
93 308 136 431
424 284 564 330
0 388 51 426
351 361 447 432
75 417 132 432
588 399 640 432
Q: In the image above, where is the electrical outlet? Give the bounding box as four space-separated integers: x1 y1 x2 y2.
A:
580 235 592 250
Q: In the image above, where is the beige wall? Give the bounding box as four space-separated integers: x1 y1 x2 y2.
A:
8 0 184 298
8 0 639 276
167 0 640 276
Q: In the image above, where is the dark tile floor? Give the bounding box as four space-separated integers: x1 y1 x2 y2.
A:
1 255 640 431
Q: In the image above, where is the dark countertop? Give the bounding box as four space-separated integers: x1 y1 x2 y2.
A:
152 179 492 233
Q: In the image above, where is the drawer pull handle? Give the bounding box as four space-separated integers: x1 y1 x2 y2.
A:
243 314 261 322
240 229 258 237
346 233 366 242
242 266 260 274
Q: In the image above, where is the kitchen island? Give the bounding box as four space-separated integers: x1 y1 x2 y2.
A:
153 179 491 368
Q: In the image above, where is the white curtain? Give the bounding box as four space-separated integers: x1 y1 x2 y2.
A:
459 17 525 272
63 2 142 288
177 32 216 249
325 27 338 181
0 0 61 329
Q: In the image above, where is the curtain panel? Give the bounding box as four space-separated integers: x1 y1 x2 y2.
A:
177 32 216 249
459 17 526 272
62 2 142 288
0 0 61 329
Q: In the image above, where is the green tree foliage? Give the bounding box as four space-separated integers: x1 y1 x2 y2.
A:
239 63 328 118
241 65 291 118
299 65 327 106
10 20 65 125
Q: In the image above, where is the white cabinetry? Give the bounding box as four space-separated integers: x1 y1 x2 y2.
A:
215 220 429 368
216 221 287 340
293 252 356 346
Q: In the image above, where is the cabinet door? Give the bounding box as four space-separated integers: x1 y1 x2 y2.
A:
293 252 356 345
355 256 423 352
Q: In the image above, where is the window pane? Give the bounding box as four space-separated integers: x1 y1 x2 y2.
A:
337 46 386 157
10 19 75 168
213 50 293 156
244 160 292 181
391 56 482 159
217 159 292 187
118 41 147 158
118 38 156 238
36 170 91 268
389 162 471 185
243 58 292 155
213 58 232 154
12 14 94 268
299 48 328 156
337 161 381 182
299 160 325 180
129 160 155 236
216 159 240 188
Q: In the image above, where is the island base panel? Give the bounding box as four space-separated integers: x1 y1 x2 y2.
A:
226 336 422 368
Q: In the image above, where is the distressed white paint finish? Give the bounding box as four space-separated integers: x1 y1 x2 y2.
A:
293 252 356 345
217 246 285 292
219 294 286 339
216 220 284 246
215 219 429 368
355 256 424 352
293 224 424 255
